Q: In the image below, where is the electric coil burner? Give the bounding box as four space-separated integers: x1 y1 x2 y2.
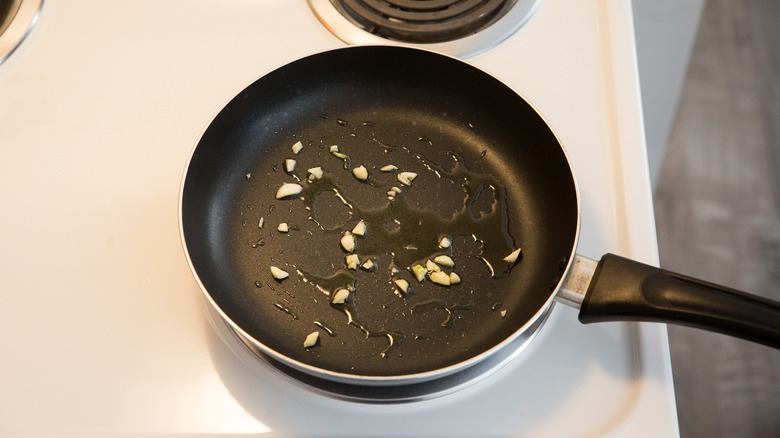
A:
309 0 542 57
331 0 515 43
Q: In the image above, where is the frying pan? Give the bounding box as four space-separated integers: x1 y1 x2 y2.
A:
180 46 780 388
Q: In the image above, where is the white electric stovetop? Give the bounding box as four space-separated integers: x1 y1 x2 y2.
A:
0 1 678 436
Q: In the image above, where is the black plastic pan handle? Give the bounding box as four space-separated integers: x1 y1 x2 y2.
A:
568 254 780 348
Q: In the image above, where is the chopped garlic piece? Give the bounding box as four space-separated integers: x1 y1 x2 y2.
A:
352 165 369 181
397 172 417 186
275 182 303 199
439 236 451 248
277 222 289 233
352 220 367 236
411 264 428 282
270 266 289 280
503 248 522 264
380 165 398 172
394 279 409 294
500 310 507 318
345 254 360 270
303 331 319 348
307 166 323 182
387 186 402 197
434 255 455 267
425 260 441 272
429 271 451 286
329 145 348 159
332 288 349 304
361 259 375 271
258 217 264 229
449 272 461 284
340 232 356 252
285 159 296 173
292 141 303 154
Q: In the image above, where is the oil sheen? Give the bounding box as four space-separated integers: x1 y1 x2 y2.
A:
250 123 521 360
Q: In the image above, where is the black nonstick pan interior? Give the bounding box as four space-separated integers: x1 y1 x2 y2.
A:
181 46 579 378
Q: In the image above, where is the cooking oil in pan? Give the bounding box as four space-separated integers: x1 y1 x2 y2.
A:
243 120 522 361
294 152 518 277
411 299 475 328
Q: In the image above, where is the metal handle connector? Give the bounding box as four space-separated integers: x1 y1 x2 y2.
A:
556 254 598 308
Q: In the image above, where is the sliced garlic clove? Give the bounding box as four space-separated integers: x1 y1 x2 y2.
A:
425 260 441 272
429 271 451 286
411 264 428 282
332 288 350 304
270 266 289 280
439 236 451 248
352 165 369 181
433 255 455 267
503 248 522 264
340 232 356 253
277 222 289 233
394 279 409 294
449 272 461 284
275 182 303 199
303 331 319 348
351 220 367 236
292 141 303 154
380 165 398 172
397 172 417 186
345 254 360 270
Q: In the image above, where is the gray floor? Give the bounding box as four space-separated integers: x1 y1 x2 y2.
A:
653 0 780 436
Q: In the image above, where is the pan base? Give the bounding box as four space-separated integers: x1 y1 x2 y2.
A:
207 301 553 403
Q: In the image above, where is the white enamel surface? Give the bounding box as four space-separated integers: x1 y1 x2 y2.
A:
0 0 677 436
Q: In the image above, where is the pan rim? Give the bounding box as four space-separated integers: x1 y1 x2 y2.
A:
178 44 582 386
